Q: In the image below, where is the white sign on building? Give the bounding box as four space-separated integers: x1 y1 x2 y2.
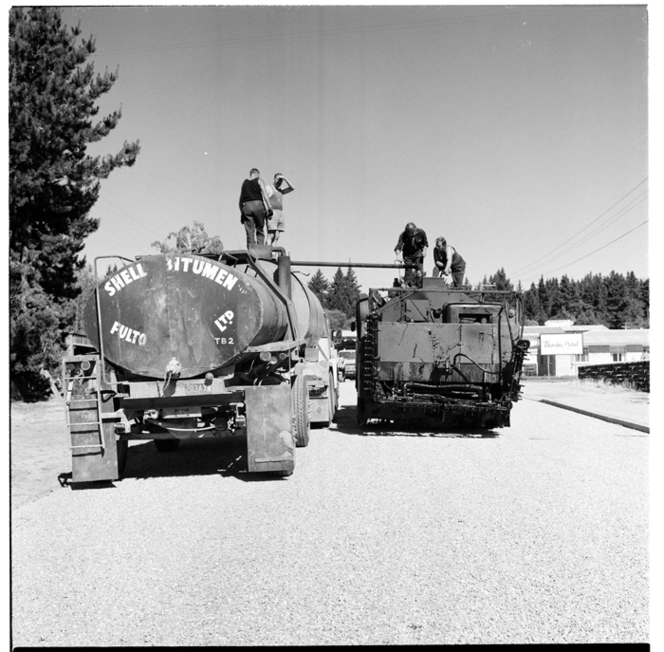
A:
540 333 583 355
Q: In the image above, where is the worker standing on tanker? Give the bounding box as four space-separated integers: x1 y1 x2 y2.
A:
433 236 466 287
394 222 428 287
239 168 273 246
265 173 294 245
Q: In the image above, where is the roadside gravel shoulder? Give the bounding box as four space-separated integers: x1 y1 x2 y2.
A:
521 378 649 430
11 397 71 510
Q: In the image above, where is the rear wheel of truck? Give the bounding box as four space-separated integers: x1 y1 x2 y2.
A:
292 373 310 448
356 297 370 338
117 438 128 477
357 397 368 427
320 370 337 427
273 469 294 477
154 439 181 453
328 370 337 424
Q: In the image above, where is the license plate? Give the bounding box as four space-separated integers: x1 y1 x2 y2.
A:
162 406 201 418
183 383 212 395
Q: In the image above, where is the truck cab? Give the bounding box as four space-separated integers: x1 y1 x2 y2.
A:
304 319 339 427
335 330 357 381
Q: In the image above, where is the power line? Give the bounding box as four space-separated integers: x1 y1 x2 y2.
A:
516 192 648 280
90 6 629 58
508 177 648 277
97 195 159 240
554 192 647 256
519 220 648 285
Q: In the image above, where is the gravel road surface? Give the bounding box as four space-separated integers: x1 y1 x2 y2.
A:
11 381 648 646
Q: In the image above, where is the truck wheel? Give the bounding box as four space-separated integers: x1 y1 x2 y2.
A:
154 439 180 453
292 373 310 448
273 469 294 477
328 370 337 423
357 397 367 426
117 438 128 477
356 297 370 339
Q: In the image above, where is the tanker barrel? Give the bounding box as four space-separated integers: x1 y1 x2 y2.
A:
289 273 326 344
277 255 293 299
254 258 326 346
83 254 289 380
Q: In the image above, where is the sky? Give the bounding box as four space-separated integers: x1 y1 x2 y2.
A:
53 4 649 292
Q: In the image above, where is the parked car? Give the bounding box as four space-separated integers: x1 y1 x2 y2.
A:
338 349 357 381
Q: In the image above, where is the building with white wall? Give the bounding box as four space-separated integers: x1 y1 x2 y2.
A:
522 323 648 377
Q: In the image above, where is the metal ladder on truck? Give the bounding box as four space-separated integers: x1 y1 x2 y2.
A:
63 354 123 483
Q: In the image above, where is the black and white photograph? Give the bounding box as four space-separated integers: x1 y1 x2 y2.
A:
8 3 653 647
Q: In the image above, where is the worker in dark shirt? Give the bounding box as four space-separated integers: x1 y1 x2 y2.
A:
394 222 428 287
238 168 273 246
433 236 466 287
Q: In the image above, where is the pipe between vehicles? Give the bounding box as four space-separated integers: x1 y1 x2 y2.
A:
290 261 418 268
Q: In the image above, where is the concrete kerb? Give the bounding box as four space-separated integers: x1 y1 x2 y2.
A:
529 397 649 433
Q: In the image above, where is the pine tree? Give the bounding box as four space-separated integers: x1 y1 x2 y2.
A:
483 268 512 302
623 295 646 329
343 267 361 315
327 268 346 314
10 7 141 399
552 275 573 320
488 268 513 292
537 277 550 322
72 264 97 332
522 283 540 322
579 273 600 323
594 274 609 325
307 269 330 309
605 271 628 328
623 271 646 328
640 278 649 326
566 277 586 321
545 278 561 319
327 267 361 318
325 310 348 334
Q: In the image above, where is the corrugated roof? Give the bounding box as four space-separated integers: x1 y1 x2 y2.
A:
564 324 609 332
523 326 566 335
522 326 649 347
583 329 649 346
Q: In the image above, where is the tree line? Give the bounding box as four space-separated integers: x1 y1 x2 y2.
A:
483 268 649 329
307 268 362 332
309 266 649 332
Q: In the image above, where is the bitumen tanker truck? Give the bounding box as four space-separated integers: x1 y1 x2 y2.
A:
63 246 337 483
